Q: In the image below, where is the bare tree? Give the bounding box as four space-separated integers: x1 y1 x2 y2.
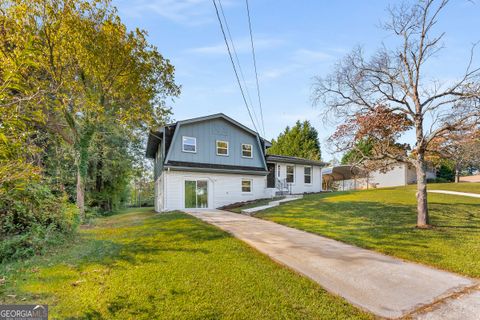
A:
313 0 480 227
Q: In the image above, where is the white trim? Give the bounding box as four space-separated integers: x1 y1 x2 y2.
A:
304 166 312 185
241 178 253 193
241 143 253 158
182 136 197 153
286 164 295 184
216 140 229 156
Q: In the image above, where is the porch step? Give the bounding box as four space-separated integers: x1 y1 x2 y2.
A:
241 195 303 215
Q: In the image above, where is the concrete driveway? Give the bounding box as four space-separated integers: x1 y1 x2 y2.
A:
186 209 478 319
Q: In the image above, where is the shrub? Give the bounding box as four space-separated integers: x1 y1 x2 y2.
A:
427 177 450 183
0 183 79 262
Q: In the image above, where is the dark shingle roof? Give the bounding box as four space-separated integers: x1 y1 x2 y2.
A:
266 154 327 167
165 161 268 174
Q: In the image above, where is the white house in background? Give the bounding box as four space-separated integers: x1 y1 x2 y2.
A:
146 113 326 212
322 163 437 191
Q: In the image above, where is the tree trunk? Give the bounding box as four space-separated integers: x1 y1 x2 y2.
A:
76 165 85 220
455 165 460 183
415 156 430 228
75 127 94 221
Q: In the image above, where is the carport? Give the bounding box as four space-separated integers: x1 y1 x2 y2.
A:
321 165 365 191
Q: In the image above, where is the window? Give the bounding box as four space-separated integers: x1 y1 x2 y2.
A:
216 140 229 156
286 165 295 183
242 144 253 158
182 136 196 153
278 165 281 177
304 166 312 184
242 179 252 193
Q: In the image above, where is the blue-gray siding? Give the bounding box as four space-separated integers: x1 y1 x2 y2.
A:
166 118 265 168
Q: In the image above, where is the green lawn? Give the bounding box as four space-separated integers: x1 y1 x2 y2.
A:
255 184 480 278
0 208 371 319
428 182 480 194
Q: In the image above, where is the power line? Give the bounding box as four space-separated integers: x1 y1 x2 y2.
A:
211 0 260 134
245 0 265 137
217 0 261 133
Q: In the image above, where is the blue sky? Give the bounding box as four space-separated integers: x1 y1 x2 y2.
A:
113 0 480 160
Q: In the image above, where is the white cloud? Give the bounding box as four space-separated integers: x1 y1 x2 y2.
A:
261 64 299 80
260 48 336 81
187 37 285 55
115 0 236 26
292 49 333 63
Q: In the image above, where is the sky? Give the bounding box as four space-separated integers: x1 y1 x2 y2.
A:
113 0 480 161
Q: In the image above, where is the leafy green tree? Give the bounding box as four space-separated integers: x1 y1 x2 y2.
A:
436 162 455 182
268 120 321 160
1 0 179 219
341 139 373 165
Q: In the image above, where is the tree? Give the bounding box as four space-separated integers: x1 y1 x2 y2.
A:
429 129 480 182
1 0 180 219
268 120 321 160
313 0 480 227
341 139 373 165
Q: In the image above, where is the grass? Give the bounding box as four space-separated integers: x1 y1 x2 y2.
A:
254 183 480 278
225 197 284 213
0 207 371 319
428 182 480 194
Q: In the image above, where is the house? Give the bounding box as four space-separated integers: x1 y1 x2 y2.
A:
322 163 437 191
145 113 326 212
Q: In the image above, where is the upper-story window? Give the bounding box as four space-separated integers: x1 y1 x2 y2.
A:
241 144 253 158
304 166 312 184
286 165 295 183
216 140 229 156
182 136 196 153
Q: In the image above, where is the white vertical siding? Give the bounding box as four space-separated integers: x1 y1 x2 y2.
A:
328 163 438 190
271 162 323 194
159 170 269 211
154 174 164 212
369 165 407 188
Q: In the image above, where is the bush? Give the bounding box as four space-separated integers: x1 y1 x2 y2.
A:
427 177 450 183
0 183 79 262
436 164 455 182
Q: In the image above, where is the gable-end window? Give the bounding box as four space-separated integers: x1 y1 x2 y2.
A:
304 166 312 184
242 179 252 193
286 165 295 183
242 144 253 158
216 140 229 156
182 136 196 153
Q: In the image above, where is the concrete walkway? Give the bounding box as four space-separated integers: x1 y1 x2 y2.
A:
186 209 478 319
428 190 480 198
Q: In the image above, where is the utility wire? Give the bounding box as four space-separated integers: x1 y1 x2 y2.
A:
217 0 261 133
212 0 259 134
245 0 265 137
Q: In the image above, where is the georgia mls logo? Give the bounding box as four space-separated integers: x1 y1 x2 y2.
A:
0 304 48 320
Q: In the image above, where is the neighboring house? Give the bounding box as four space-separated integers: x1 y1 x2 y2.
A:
146 114 326 212
322 163 437 191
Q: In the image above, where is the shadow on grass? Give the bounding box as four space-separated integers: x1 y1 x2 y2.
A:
257 198 479 271
72 212 230 269
3 211 231 306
